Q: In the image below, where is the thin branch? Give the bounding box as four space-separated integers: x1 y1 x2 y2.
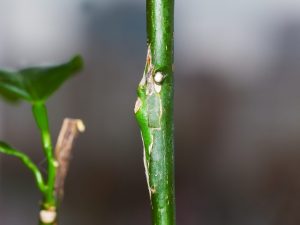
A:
54 118 85 203
0 143 46 193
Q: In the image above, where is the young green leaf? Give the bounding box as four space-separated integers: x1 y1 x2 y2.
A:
0 55 83 103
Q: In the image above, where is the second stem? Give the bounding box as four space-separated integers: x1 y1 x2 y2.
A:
32 103 57 208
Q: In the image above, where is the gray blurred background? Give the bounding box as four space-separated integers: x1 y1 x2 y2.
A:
1 0 300 224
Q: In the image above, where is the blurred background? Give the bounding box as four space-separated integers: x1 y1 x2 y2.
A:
1 0 300 224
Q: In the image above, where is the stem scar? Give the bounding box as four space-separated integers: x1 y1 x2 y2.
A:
134 97 142 113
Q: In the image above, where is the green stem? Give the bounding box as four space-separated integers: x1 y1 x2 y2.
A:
32 103 56 208
135 0 175 224
0 145 46 193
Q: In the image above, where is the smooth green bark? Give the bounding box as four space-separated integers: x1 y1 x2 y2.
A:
135 0 175 224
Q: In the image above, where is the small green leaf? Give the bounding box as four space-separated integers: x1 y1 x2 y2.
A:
0 55 83 103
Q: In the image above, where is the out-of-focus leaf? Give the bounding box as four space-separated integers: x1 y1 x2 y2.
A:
0 141 11 149
0 55 83 103
0 89 22 102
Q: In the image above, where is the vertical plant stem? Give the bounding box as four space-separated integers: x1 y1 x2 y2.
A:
135 0 175 224
32 103 57 224
32 107 84 225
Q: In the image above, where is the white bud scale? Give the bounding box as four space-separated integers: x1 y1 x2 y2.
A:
40 210 57 224
154 72 164 83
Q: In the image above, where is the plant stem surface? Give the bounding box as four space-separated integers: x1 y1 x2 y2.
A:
32 103 57 224
135 0 175 224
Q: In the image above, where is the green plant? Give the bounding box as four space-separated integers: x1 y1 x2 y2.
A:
134 0 175 224
0 55 84 225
